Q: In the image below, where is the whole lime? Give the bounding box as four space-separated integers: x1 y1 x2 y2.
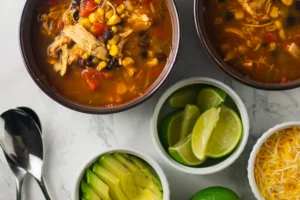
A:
190 186 240 200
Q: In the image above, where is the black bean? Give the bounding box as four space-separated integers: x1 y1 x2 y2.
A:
138 31 147 37
107 57 119 69
225 12 234 21
139 42 150 48
141 51 147 59
77 58 86 67
296 0 300 11
286 15 297 27
103 29 114 40
73 10 79 21
156 52 167 61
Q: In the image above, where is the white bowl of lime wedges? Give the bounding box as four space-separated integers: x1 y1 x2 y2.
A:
73 148 170 200
151 77 249 175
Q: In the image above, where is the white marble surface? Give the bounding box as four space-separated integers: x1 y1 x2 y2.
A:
1 0 300 200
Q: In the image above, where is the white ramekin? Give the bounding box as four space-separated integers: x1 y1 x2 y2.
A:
73 148 170 200
151 77 249 175
248 121 300 200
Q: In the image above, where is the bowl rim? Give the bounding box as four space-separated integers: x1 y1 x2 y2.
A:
151 77 250 175
19 0 181 114
72 148 170 200
193 0 300 91
247 121 300 200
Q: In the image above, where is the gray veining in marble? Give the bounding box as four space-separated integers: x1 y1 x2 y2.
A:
1 0 300 199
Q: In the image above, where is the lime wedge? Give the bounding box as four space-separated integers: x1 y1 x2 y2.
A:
189 186 240 200
169 135 205 166
169 88 198 108
191 107 220 160
180 104 200 140
206 105 242 158
159 111 183 149
196 88 226 112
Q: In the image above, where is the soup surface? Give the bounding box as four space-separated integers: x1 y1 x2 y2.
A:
204 0 300 83
33 0 172 107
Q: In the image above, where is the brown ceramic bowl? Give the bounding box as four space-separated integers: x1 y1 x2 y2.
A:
20 0 180 114
194 0 300 90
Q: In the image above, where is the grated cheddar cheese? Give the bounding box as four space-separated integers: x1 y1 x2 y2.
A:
254 126 300 200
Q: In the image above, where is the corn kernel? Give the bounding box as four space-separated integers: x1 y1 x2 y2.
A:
147 58 159 67
80 18 92 29
105 10 114 19
109 45 119 56
116 4 125 14
95 0 101 3
89 13 98 23
122 57 135 67
97 8 105 16
81 53 89 59
108 35 119 45
275 20 282 29
97 61 107 71
107 14 121 25
147 50 155 58
266 25 276 32
235 11 244 20
214 17 223 25
111 26 118 33
279 29 286 40
125 1 133 11
282 0 293 6
270 7 279 18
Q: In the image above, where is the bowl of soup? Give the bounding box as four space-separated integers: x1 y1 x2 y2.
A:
195 0 300 90
20 0 180 113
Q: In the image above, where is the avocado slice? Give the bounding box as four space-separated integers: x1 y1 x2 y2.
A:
138 189 161 200
120 173 144 199
81 181 101 200
92 163 129 200
130 156 163 191
113 153 162 198
86 169 112 200
98 154 131 178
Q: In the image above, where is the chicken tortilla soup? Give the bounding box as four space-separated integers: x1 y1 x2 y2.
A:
204 0 300 84
33 0 172 107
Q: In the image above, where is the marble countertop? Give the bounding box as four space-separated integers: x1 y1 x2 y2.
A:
1 0 300 199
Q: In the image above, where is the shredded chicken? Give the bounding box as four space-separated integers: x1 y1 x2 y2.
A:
128 12 152 31
62 8 74 25
60 44 69 76
48 35 72 57
68 44 85 65
237 0 269 21
63 24 109 61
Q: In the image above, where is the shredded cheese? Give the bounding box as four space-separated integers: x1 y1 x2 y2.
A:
254 127 300 200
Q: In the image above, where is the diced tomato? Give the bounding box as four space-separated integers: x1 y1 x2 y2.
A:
263 33 278 43
153 28 166 37
92 23 108 37
80 0 98 17
58 21 65 30
81 69 103 90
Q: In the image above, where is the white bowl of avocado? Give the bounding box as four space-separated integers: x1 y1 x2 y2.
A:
73 148 169 200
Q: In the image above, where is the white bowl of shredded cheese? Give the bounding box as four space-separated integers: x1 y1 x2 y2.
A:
248 121 300 200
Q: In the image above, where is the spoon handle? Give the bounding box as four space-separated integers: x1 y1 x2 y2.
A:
15 176 24 200
36 177 51 200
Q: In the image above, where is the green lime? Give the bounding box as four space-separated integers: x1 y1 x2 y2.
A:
159 111 183 149
189 186 240 200
169 88 198 108
191 107 220 160
206 105 242 158
180 104 201 140
196 88 226 112
168 135 205 166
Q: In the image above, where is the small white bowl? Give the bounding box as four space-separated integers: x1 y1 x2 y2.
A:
248 121 300 200
151 77 249 175
73 148 170 200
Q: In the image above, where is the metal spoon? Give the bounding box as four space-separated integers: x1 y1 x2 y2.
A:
0 109 51 200
16 107 42 132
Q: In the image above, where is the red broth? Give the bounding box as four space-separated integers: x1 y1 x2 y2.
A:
33 0 172 107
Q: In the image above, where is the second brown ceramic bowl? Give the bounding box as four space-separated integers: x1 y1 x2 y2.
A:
194 0 300 90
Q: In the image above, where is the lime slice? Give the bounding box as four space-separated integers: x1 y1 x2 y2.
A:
169 88 198 108
191 107 220 160
206 105 242 158
180 104 201 140
168 135 205 166
189 186 240 200
159 111 183 149
196 88 226 112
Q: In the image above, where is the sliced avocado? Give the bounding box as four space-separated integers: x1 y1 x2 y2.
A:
86 169 112 200
92 163 129 200
120 173 143 199
113 153 140 172
81 181 101 200
138 189 161 200
99 154 131 178
130 156 163 191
